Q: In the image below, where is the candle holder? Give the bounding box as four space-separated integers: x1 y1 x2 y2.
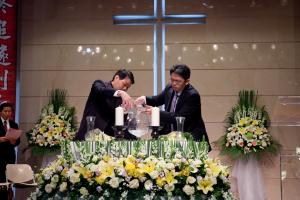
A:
149 126 163 139
112 125 126 140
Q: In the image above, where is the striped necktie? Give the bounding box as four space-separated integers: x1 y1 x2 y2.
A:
3 120 7 132
170 93 179 113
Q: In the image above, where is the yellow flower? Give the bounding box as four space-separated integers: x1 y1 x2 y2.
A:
101 164 114 178
103 155 111 162
238 118 247 126
255 127 263 135
39 126 47 133
252 120 259 126
165 170 177 184
180 166 191 177
95 175 106 185
142 162 156 174
208 162 221 177
197 177 215 194
156 177 165 188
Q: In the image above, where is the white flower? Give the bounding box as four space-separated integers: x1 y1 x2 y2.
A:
183 185 195 196
149 170 159 179
186 176 196 184
128 179 139 189
89 164 99 172
79 187 89 196
51 174 59 183
144 180 153 190
164 183 175 192
69 173 80 184
59 182 67 192
109 177 120 188
166 163 175 170
261 141 267 147
50 182 57 189
45 184 52 193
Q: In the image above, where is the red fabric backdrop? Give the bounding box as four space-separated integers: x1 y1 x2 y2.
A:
0 0 17 115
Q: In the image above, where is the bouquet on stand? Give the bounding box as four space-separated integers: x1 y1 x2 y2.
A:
216 90 280 160
26 89 77 156
215 90 281 200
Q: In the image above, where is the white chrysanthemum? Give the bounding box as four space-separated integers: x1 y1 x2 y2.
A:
51 174 59 183
186 176 196 184
109 177 120 188
144 180 153 190
149 170 159 179
166 163 175 170
45 184 52 193
128 179 139 189
79 187 89 196
59 182 67 192
183 184 195 196
164 183 175 192
69 173 80 184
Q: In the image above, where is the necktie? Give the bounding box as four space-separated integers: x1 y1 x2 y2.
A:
170 93 179 113
3 120 7 132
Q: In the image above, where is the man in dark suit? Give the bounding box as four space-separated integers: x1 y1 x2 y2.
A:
0 102 20 199
75 69 135 140
136 64 211 149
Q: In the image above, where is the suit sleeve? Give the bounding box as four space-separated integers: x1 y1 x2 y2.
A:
91 80 117 98
160 93 200 124
146 87 167 107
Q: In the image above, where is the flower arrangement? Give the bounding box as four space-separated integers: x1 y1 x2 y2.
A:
26 89 76 155
215 90 280 160
28 153 235 200
28 105 75 147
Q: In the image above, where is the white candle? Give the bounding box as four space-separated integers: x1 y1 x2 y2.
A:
115 106 124 126
151 107 160 126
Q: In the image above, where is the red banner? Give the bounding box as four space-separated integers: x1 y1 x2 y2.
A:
0 0 17 112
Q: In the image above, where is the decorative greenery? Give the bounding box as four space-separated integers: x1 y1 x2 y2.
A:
215 90 281 160
28 143 235 200
61 139 209 163
26 89 77 155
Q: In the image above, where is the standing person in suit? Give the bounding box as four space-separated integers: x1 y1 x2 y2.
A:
0 102 20 199
135 64 211 150
75 69 135 140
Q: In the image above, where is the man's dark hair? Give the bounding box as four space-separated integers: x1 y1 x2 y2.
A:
0 102 13 112
170 64 191 80
112 69 135 84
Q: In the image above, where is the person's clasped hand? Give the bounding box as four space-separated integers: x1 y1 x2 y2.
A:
135 96 146 106
118 90 133 110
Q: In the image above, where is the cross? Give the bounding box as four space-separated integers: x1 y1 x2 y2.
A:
113 0 206 95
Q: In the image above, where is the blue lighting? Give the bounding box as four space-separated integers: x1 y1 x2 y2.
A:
165 14 207 19
113 15 155 21
153 25 158 95
161 24 166 90
161 0 165 17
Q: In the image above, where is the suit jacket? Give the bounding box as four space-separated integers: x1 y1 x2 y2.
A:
146 84 211 149
0 119 20 181
75 80 122 140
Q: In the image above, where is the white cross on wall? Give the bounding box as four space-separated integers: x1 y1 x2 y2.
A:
113 0 206 95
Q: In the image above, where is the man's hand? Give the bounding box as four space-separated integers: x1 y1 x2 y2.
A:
118 90 133 110
135 96 146 106
0 136 8 143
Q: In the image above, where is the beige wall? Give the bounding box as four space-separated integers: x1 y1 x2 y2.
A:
18 0 300 199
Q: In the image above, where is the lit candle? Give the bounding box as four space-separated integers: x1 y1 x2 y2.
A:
115 106 124 126
151 107 160 126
